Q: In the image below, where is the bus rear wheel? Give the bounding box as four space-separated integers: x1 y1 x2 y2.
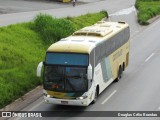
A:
115 66 122 82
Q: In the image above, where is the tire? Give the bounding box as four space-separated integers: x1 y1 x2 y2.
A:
92 88 98 104
122 62 125 71
115 66 122 82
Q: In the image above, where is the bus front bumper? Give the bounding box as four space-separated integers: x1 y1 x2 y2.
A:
44 96 91 106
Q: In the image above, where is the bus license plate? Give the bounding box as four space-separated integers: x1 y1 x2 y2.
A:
61 101 68 105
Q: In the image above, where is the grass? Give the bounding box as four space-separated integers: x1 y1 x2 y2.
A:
34 11 108 44
135 0 160 25
34 14 75 44
0 23 46 108
0 11 108 108
67 11 108 30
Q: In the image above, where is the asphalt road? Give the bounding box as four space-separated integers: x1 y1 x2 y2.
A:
1 0 160 119
0 0 135 26
0 0 72 14
0 0 101 14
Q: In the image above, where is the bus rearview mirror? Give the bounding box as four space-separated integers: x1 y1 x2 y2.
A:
87 64 92 80
37 61 43 77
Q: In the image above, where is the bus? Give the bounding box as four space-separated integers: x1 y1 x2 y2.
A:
37 21 130 106
58 0 71 2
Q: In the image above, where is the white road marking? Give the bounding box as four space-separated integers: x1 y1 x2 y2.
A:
145 53 155 62
101 90 117 104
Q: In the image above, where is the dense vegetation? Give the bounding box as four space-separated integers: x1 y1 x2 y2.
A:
135 0 160 25
0 11 108 108
34 11 108 44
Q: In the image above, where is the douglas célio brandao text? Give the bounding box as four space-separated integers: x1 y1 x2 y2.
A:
118 112 158 117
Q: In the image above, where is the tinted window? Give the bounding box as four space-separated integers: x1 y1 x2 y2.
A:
46 53 88 66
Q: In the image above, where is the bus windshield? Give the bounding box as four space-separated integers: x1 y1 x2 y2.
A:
46 53 88 66
44 53 88 92
44 66 88 92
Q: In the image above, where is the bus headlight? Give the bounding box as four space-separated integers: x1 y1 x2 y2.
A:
47 95 52 98
44 93 53 98
76 96 88 100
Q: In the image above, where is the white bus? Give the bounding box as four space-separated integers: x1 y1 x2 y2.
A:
37 21 130 106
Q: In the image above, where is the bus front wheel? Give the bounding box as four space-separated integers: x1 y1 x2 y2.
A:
92 87 99 104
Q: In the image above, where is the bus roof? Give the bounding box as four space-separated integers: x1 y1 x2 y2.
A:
47 21 129 54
